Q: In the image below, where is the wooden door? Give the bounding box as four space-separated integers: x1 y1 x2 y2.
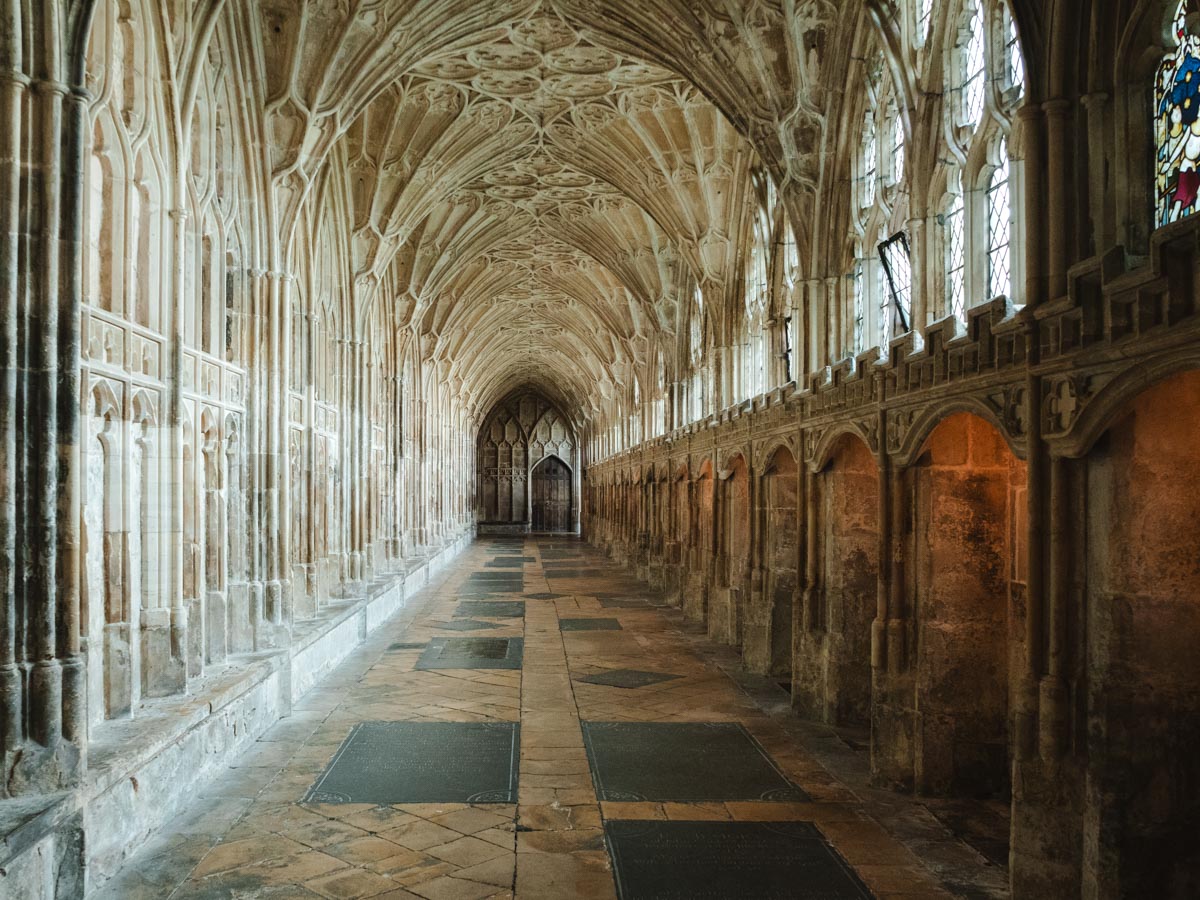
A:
532 456 571 532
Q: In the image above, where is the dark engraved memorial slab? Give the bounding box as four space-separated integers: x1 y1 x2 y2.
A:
415 637 524 670
455 600 525 618
575 669 682 689
305 721 519 804
485 559 527 568
581 722 808 802
525 592 565 600
387 642 427 650
437 618 497 631
604 820 873 900
559 618 623 632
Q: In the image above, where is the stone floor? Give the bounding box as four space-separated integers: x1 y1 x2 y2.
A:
97 537 1008 900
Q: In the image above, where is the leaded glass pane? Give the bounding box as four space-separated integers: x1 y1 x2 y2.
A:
862 109 877 208
879 232 913 345
962 2 985 127
893 112 906 184
946 193 966 321
918 0 933 43
852 253 865 355
1006 11 1025 97
1156 0 1200 226
988 145 1012 300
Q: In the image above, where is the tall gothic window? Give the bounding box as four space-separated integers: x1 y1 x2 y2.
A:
1157 0 1200 226
852 245 865 355
891 106 906 185
1004 7 1025 99
961 1 986 128
861 108 877 208
988 140 1013 299
689 287 704 367
945 190 967 321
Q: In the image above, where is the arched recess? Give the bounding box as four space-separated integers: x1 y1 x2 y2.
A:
798 433 879 726
476 389 578 533
712 454 750 647
531 456 572 533
761 446 799 679
1081 369 1200 896
912 412 1026 797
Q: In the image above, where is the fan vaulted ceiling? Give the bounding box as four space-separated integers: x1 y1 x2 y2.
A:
258 0 835 423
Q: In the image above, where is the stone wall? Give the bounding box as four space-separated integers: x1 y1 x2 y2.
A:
584 223 1200 898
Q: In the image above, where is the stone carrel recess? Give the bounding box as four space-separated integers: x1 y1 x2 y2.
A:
97 538 997 900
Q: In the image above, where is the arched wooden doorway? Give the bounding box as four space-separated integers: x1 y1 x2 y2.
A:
531 456 572 532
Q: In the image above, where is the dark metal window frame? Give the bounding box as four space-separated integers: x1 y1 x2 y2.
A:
877 231 912 334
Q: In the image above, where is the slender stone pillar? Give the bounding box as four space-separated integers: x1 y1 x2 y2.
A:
58 83 89 744
28 76 67 750
0 52 26 760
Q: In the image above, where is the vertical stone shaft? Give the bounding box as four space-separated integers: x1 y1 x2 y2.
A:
58 84 88 745
27 77 66 747
0 18 25 755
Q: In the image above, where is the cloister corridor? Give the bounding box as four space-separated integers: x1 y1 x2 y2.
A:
96 537 1002 900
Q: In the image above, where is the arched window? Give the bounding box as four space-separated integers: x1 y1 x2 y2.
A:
960 1 986 128
852 245 865 356
1157 0 1200 226
944 188 967 321
689 286 704 367
1003 6 1025 98
890 102 906 185
987 140 1012 299
861 109 878 208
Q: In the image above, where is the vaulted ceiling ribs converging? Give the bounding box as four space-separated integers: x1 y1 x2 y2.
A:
291 1 768 423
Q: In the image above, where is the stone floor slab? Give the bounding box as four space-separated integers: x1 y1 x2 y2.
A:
581 722 807 802
415 638 524 671
305 722 520 804
604 819 873 900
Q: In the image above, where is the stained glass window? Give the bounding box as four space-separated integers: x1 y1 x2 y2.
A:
1157 1 1200 226
690 287 704 365
945 191 967 321
962 1 986 127
879 232 913 346
988 140 1012 299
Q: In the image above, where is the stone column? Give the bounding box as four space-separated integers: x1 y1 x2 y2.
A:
267 271 292 627
27 75 67 752
0 58 25 760
1018 105 1046 306
1043 99 1072 302
58 81 87 749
